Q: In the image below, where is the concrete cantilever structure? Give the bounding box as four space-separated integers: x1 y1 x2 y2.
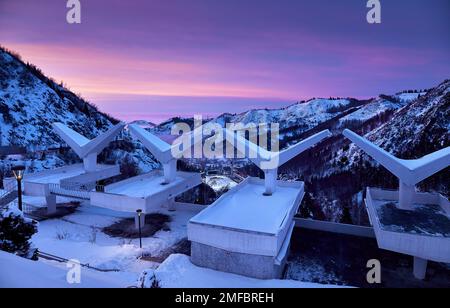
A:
128 124 205 184
343 129 450 280
129 124 185 184
53 122 125 172
188 129 333 279
90 124 202 217
2 123 125 215
225 128 332 195
343 129 450 209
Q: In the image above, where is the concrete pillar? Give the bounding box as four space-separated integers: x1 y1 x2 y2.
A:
162 160 177 184
83 152 97 172
263 168 278 196
46 194 57 215
168 198 176 212
413 257 428 280
399 180 415 210
134 211 146 230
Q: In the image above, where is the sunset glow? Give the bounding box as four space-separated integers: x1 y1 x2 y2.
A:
1 0 449 123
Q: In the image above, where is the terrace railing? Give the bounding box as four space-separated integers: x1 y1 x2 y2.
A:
0 181 18 210
48 182 91 200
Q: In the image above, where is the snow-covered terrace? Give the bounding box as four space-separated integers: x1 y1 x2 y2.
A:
23 163 119 185
343 129 450 280
188 129 331 279
365 188 450 266
88 124 203 214
189 178 304 257
90 170 201 213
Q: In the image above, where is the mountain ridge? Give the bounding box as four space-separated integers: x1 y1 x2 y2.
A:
0 46 447 225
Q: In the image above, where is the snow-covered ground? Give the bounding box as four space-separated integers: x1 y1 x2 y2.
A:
0 250 135 288
145 254 345 288
32 203 194 272
1 194 346 288
0 194 198 287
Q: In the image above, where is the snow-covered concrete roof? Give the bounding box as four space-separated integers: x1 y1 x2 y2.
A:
365 188 450 264
107 173 190 198
191 180 302 235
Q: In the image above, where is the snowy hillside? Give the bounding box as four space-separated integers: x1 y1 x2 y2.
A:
316 80 449 223
217 98 353 129
0 45 446 226
154 94 421 149
151 80 447 224
0 48 115 148
338 80 449 166
0 46 158 176
356 81 448 156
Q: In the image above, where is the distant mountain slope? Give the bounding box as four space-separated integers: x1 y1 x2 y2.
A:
314 79 449 223
333 80 449 170
154 80 448 224
1 45 446 225
155 94 420 149
356 80 449 158
0 46 157 175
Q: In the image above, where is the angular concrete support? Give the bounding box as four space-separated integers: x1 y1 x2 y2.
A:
264 169 278 196
134 212 146 230
413 257 428 280
343 129 450 209
224 128 332 196
52 122 125 173
162 160 177 184
399 181 415 210
129 124 180 184
167 198 176 212
83 152 98 173
46 194 57 215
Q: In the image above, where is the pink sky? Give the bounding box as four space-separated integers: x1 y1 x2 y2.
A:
0 0 448 123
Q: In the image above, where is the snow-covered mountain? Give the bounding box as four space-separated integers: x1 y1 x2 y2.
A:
349 81 448 158
0 46 157 175
154 94 421 148
311 80 449 223
1 45 446 225
153 81 447 224
129 120 156 129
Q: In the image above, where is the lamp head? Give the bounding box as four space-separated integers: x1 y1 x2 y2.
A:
136 209 142 216
11 165 25 180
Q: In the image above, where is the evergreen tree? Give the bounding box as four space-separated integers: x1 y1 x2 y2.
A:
0 212 37 258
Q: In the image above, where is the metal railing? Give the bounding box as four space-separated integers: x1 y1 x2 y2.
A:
48 183 91 200
95 185 105 193
1 180 17 199
19 201 46 220
48 181 106 199
0 181 18 210
37 251 119 273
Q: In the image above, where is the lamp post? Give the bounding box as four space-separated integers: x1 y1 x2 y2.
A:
11 165 25 212
136 209 142 249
